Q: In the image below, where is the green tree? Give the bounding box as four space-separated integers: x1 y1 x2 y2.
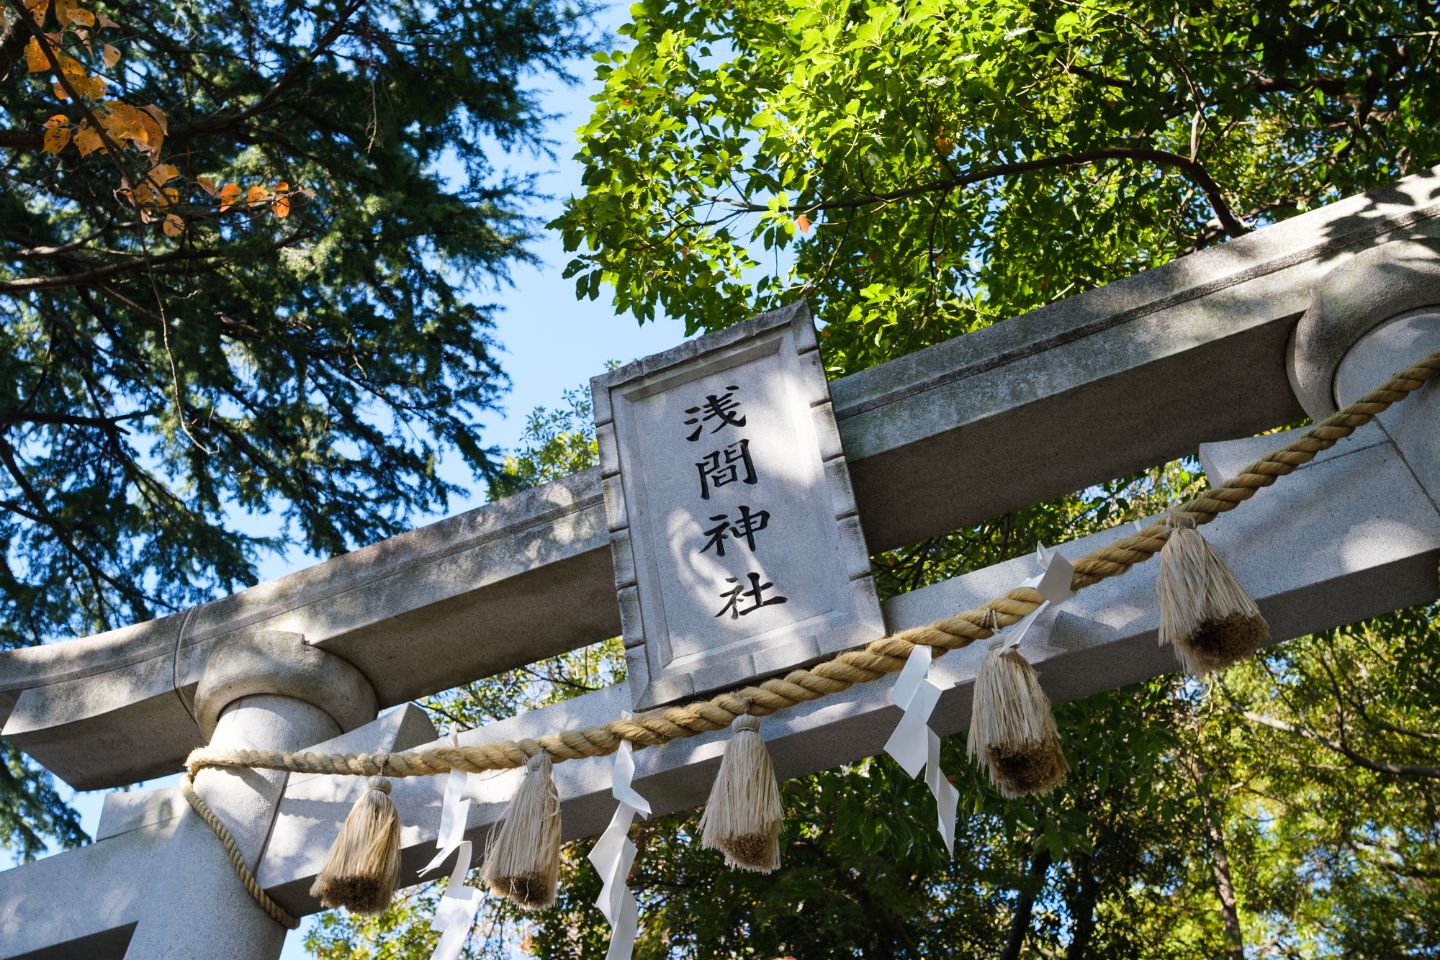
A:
541 0 1440 955
557 0 1439 369
0 0 596 859
299 1 1440 956
307 386 622 960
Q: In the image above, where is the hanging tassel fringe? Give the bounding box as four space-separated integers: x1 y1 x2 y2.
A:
968 621 1068 798
309 775 401 914
483 752 561 910
699 715 784 872
1157 512 1269 675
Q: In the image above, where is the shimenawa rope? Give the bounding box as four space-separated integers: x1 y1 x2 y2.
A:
182 348 1440 928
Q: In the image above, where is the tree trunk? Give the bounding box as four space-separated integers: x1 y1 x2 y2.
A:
1000 846 1053 960
1185 758 1245 959
1205 818 1245 959
1064 851 1099 960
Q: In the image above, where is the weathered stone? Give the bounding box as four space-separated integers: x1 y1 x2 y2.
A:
1333 310 1440 509
1198 423 1384 487
0 705 436 960
95 704 437 842
124 694 340 960
7 168 1440 791
193 631 377 739
591 302 883 707
1289 238 1440 418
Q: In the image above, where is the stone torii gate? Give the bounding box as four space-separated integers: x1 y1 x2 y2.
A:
2 168 1439 960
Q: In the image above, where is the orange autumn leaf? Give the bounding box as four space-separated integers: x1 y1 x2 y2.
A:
796 214 811 234
271 181 291 218
95 11 117 29
147 162 179 184
23 0 48 25
134 110 164 155
196 176 217 197
102 43 120 68
245 184 270 206
42 125 71 153
72 124 103 155
55 55 104 99
64 6 94 27
25 37 48 73
140 104 168 135
41 114 72 154
217 182 241 212
52 81 68 99
162 214 184 237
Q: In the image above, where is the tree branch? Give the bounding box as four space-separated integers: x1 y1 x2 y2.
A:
0 247 227 292
172 0 366 139
1239 710 1440 780
0 128 41 150
710 147 1250 238
0 225 311 293
0 410 149 431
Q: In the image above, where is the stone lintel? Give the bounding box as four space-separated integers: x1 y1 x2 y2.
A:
253 426 1436 921
5 419 1435 958
6 167 1440 790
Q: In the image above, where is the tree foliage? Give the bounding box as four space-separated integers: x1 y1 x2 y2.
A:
557 0 1440 369
0 0 595 858
316 1 1440 957
314 395 1440 959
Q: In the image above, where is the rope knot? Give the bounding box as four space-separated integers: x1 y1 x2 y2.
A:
1164 509 1197 530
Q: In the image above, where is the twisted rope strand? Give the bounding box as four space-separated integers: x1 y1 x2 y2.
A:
181 779 300 928
182 347 1440 925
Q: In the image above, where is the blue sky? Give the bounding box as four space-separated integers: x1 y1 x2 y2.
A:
10 4 687 953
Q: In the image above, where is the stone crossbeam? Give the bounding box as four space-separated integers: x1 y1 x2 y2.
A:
5 168 1440 790
5 417 1436 959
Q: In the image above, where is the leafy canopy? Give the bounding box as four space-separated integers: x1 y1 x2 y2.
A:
557 0 1439 370
306 1 1440 957
0 0 595 858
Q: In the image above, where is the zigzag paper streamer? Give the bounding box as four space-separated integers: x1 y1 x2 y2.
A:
1007 542 1076 647
883 645 958 855
588 736 651 960
420 758 472 876
428 839 479 960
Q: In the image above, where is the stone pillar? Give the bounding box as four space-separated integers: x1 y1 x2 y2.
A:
1289 236 1440 508
123 632 377 960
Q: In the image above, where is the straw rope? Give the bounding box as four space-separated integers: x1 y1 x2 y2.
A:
180 778 300 928
182 347 1440 928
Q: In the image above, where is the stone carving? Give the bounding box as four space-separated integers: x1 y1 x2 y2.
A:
592 302 884 708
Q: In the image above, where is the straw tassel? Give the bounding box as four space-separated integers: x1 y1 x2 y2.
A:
483 752 561 910
700 715 783 872
309 775 401 914
968 614 1068 798
1157 511 1269 675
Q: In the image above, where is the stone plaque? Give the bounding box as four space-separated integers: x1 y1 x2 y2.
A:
592 301 884 709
